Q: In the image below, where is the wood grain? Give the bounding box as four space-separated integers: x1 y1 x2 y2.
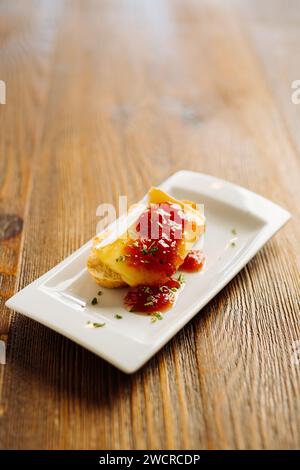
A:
0 0 299 449
0 0 62 417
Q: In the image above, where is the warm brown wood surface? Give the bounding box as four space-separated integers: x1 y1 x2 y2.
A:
0 0 300 450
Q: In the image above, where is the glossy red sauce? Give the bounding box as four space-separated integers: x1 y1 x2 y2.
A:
123 203 185 277
180 249 205 272
122 204 204 313
124 279 181 313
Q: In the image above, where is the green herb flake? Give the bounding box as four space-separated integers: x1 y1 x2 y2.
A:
116 255 125 263
230 241 236 247
177 273 186 285
151 312 163 323
144 301 154 307
97 291 102 296
91 297 98 305
115 314 123 319
147 242 158 255
141 246 148 255
86 321 105 328
231 228 237 235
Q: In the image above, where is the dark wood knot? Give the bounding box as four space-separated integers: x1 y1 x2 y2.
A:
0 214 23 241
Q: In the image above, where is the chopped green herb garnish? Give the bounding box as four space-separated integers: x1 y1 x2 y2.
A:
116 255 126 262
144 287 151 293
97 291 102 296
144 301 154 307
115 314 123 319
230 241 236 247
148 241 158 255
177 273 186 285
171 287 177 292
86 321 105 328
151 312 163 323
141 245 148 255
91 297 98 305
141 241 158 256
231 228 237 235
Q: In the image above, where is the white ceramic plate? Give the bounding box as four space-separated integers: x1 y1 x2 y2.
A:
6 171 291 373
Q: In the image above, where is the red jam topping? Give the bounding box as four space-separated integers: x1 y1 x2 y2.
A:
124 279 181 313
121 203 204 314
123 203 185 277
180 249 205 272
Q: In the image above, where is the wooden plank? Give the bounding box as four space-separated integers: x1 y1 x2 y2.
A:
1 0 300 449
234 0 300 186
0 0 62 423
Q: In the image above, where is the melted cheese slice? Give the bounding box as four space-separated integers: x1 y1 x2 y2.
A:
88 188 205 287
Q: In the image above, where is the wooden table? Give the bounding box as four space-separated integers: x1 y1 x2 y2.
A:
0 0 300 450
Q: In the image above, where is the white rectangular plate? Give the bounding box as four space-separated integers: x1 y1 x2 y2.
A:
6 171 291 373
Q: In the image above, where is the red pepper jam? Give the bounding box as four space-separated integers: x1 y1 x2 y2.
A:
124 279 181 313
123 203 186 278
180 249 205 272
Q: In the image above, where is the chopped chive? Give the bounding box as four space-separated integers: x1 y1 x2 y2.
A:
97 291 102 296
116 255 125 262
144 301 154 307
91 297 98 305
154 312 163 320
141 246 148 255
86 321 105 328
231 228 237 235
115 314 123 319
151 312 163 323
141 241 159 256
177 273 186 285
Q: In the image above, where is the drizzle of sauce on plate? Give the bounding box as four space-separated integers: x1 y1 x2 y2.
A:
124 279 181 313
